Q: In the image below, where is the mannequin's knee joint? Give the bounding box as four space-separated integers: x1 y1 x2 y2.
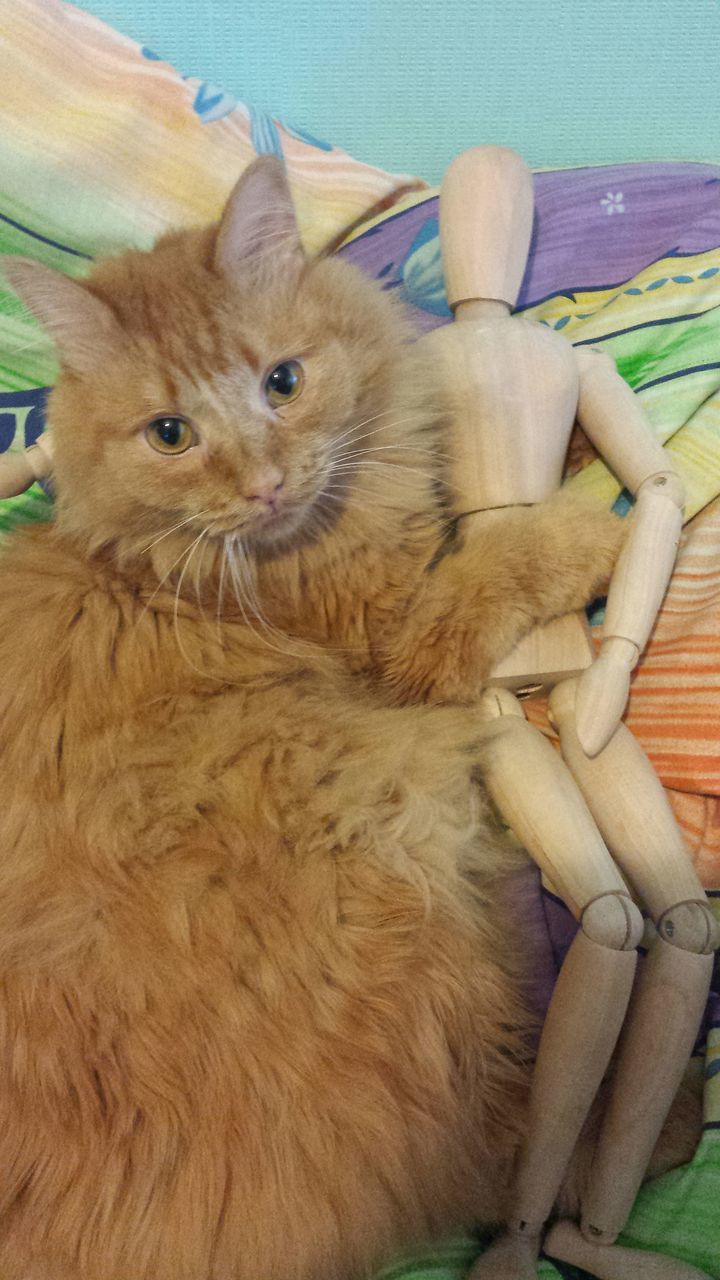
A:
657 901 720 955
547 677 578 730
580 1219 618 1246
581 893 644 951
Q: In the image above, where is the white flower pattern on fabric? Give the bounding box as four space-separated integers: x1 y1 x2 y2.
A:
601 191 625 215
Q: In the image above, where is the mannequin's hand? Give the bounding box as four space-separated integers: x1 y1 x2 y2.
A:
0 436 53 498
574 637 638 757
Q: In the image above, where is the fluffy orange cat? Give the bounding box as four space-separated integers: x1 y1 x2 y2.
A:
0 158 625 1280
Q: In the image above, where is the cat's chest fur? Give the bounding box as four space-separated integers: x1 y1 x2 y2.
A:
0 528 485 972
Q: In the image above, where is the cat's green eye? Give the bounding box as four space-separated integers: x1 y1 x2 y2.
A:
145 416 195 455
264 360 304 408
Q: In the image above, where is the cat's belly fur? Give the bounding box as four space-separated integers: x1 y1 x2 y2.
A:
0 610 528 1280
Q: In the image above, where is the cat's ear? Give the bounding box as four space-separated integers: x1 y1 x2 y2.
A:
2 257 122 374
214 156 303 277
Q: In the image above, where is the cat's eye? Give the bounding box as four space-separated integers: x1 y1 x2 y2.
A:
264 360 304 408
145 416 195 455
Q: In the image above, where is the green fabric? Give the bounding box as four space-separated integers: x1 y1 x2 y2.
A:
379 1033 720 1278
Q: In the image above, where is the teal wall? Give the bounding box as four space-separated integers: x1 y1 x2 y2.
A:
79 0 719 183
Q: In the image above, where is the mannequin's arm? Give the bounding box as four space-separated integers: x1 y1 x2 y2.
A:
573 349 685 755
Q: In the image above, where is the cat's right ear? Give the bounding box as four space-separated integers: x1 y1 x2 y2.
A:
2 257 122 375
214 156 303 278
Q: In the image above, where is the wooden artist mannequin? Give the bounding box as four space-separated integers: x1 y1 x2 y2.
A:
417 146 719 1280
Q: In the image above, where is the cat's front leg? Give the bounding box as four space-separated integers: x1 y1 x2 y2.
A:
381 491 626 703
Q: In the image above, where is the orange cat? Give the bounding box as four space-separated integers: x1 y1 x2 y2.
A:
0 158 623 1280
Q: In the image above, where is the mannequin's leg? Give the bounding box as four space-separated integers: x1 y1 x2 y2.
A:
544 680 718 1280
545 1222 714 1280
468 691 643 1280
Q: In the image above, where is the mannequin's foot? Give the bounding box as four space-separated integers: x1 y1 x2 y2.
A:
467 1225 542 1280
545 1220 713 1280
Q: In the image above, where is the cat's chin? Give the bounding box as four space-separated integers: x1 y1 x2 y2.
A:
242 488 347 560
242 504 315 557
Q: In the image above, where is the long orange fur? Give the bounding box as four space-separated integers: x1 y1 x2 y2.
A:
0 158 627 1280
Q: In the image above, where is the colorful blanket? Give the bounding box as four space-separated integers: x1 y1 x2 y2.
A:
0 1 718 1276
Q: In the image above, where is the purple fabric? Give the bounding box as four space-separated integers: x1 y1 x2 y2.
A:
339 161 720 334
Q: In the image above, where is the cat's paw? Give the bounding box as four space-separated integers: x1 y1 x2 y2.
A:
384 613 488 703
542 490 627 611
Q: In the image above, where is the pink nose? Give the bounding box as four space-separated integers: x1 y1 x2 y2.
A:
246 470 285 511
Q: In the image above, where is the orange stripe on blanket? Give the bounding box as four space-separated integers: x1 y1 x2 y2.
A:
524 499 720 808
666 791 720 889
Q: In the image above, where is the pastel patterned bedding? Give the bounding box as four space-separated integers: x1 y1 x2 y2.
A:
0 1 718 1276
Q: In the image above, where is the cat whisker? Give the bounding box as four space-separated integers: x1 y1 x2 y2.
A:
224 538 297 659
5 338 48 355
332 455 448 476
231 540 318 660
216 540 229 629
327 421 452 465
226 538 367 658
327 417 425 457
338 444 456 464
223 540 255 634
138 529 211 621
317 483 398 503
192 533 213 623
228 550 308 661
171 528 215 678
328 408 400 450
140 509 211 555
329 460 453 489
340 405 444 443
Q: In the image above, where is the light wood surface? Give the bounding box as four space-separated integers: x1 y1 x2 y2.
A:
545 1220 713 1279
572 349 686 752
418 315 579 513
575 347 676 494
487 611 594 692
602 477 684 650
549 680 710 922
512 930 637 1227
0 437 53 498
478 690 629 917
440 145 534 310
467 1228 543 1280
578 938 714 1244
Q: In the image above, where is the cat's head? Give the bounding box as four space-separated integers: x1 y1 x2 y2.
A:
4 158 430 574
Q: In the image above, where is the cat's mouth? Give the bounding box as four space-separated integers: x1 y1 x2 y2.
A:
206 473 346 553
206 501 309 548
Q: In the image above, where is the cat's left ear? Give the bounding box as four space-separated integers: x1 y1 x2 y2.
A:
214 156 303 277
2 257 123 374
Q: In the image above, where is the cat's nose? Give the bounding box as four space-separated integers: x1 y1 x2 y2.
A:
245 468 285 512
